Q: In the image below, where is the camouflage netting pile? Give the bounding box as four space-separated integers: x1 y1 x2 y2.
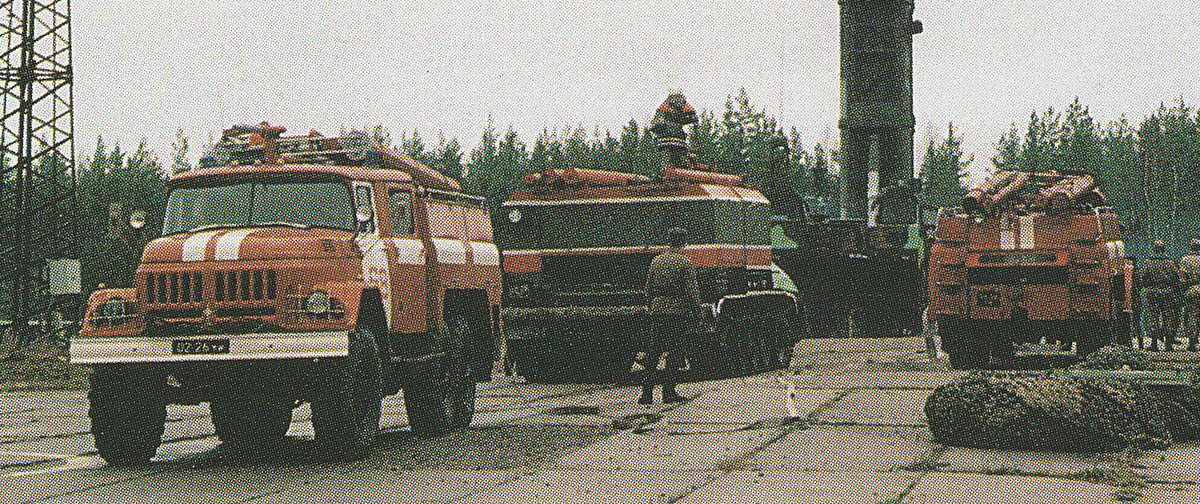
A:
926 345 1200 451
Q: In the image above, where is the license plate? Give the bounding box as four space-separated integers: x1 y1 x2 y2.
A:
172 339 230 355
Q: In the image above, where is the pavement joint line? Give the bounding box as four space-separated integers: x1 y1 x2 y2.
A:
442 385 714 504
0 408 39 417
807 420 928 428
667 388 856 503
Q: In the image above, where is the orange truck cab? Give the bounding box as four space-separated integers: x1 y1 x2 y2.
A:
927 170 1134 369
71 124 501 465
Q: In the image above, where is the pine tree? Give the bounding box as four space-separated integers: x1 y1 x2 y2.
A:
920 123 972 208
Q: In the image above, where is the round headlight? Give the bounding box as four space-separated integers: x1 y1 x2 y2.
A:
304 290 331 315
101 297 126 318
508 208 522 223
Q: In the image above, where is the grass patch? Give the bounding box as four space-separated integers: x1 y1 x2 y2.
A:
0 337 90 392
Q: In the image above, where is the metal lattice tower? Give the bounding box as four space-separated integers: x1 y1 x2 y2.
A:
0 0 74 346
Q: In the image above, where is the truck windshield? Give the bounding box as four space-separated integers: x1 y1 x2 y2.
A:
162 181 354 234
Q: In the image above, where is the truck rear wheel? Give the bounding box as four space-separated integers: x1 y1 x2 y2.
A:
405 313 477 434
311 326 382 460
88 365 167 466
938 320 988 370
211 397 292 447
444 313 477 429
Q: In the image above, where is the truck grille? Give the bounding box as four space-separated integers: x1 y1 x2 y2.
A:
213 270 277 302
543 253 654 289
145 272 204 304
144 270 278 312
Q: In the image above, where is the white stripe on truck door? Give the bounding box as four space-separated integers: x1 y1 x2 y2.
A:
432 238 466 265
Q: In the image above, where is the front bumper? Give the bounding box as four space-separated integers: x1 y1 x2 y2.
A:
70 330 350 364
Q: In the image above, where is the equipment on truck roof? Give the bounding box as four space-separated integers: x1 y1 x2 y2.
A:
927 169 1135 369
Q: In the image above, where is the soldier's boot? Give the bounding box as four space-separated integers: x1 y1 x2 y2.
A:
662 384 684 404
638 386 654 405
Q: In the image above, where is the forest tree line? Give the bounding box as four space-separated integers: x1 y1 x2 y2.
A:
76 91 1200 291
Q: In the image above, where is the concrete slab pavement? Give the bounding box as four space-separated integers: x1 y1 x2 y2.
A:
457 470 712 504
747 425 937 472
814 389 930 426
676 471 919 504
903 473 1131 503
252 470 521 503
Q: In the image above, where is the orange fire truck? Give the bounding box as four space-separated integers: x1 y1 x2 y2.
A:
71 123 501 465
500 165 801 382
927 170 1135 369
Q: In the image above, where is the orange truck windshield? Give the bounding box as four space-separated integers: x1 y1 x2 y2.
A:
162 181 354 234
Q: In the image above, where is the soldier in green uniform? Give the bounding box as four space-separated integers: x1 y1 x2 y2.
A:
1140 240 1179 350
1178 239 1200 351
637 227 701 405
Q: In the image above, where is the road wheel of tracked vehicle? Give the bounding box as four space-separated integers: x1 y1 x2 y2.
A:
211 397 292 447
89 365 167 466
311 326 382 460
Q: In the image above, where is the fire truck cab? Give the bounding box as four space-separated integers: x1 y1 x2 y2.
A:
71 124 501 465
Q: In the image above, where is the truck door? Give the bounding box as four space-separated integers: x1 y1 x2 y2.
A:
422 198 469 321
353 182 392 323
386 187 428 334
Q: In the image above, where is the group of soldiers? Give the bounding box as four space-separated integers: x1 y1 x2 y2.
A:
1140 239 1200 351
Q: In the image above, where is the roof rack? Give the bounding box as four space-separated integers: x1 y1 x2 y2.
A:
199 122 461 192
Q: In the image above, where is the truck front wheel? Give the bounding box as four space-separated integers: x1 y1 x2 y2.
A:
88 365 167 466
311 326 382 460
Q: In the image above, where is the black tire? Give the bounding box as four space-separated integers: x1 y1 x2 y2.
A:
311 326 382 461
403 370 452 436
939 320 988 370
89 365 167 466
444 313 477 430
404 312 477 434
211 398 292 447
947 346 989 370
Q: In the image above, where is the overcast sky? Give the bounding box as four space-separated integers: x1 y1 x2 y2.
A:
75 1 1200 173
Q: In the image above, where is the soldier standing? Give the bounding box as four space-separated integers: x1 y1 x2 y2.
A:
637 227 700 405
1140 240 1179 350
1178 239 1200 351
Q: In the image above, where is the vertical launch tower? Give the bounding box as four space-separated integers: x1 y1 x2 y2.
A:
839 0 921 219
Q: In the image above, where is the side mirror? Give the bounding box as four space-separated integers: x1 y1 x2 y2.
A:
356 204 373 232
